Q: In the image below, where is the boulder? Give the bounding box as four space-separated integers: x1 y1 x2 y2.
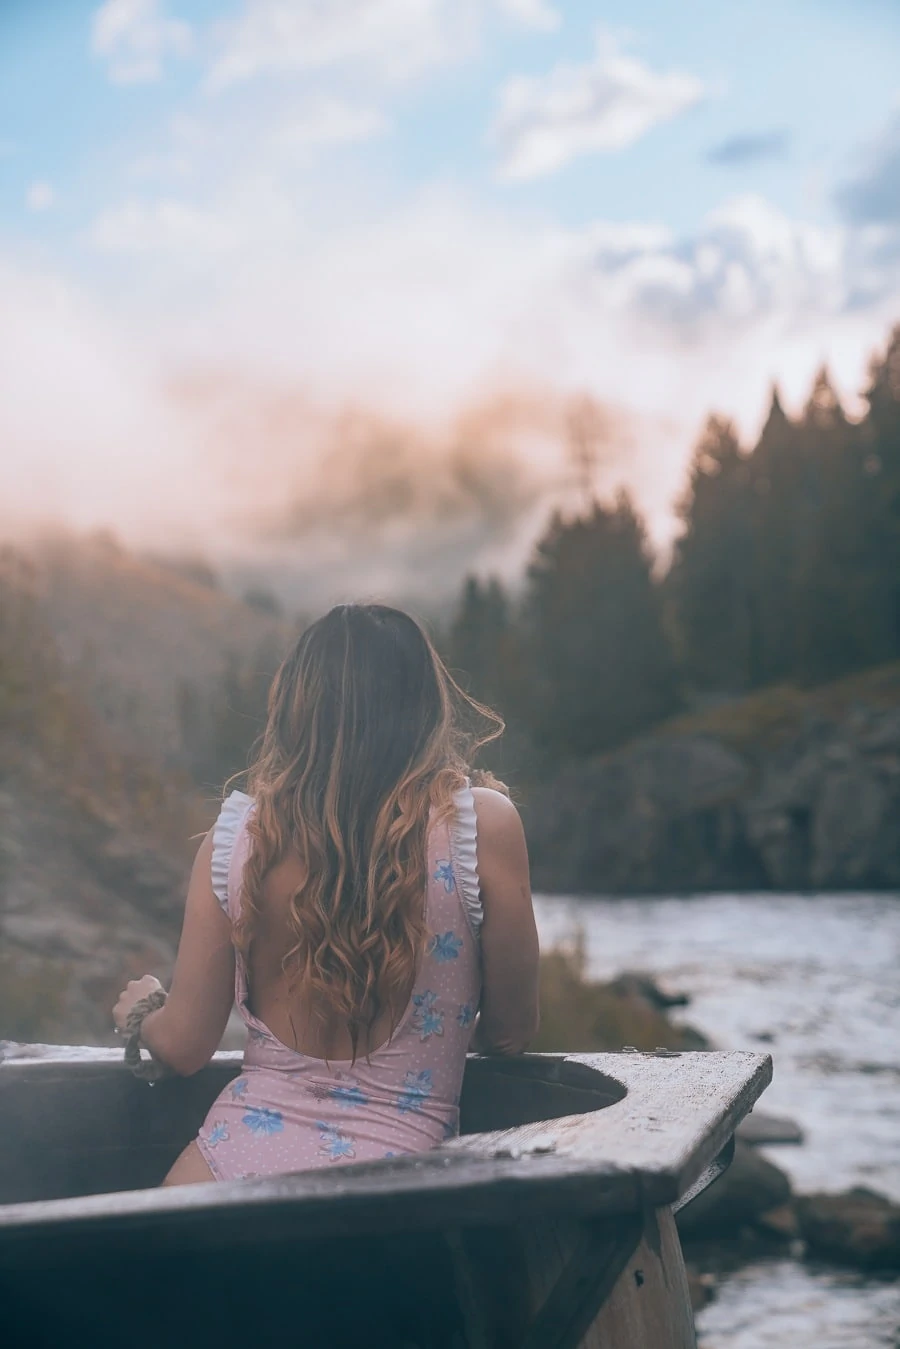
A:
676 1139 792 1237
796 1187 900 1270
607 971 689 1010
755 1203 800 1239
526 671 900 895
811 767 889 888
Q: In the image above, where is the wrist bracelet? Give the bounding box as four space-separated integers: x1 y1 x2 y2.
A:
123 988 171 1083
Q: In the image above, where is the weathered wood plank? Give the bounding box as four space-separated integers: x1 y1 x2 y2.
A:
0 1045 771 1265
516 1212 645 1349
451 1048 773 1208
584 1207 696 1349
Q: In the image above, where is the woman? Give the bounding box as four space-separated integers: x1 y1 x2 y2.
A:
113 603 539 1186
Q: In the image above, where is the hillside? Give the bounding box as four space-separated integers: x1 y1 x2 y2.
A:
28 532 290 767
0 550 208 1041
525 663 900 894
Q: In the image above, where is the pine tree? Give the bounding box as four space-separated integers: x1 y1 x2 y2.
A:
448 576 511 707
856 325 900 664
180 634 284 790
668 417 756 693
746 385 804 686
445 575 531 778
525 493 678 759
792 368 873 681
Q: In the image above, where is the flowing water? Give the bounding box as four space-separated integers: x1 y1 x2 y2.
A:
533 893 900 1349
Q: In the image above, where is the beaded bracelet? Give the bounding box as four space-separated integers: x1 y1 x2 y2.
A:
123 988 172 1083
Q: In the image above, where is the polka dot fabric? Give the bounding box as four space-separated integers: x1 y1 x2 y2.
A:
196 793 481 1180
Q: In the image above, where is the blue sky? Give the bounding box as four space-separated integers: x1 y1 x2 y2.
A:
3 0 899 234
2 0 900 575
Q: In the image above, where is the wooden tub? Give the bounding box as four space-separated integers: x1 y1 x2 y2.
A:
0 1043 771 1348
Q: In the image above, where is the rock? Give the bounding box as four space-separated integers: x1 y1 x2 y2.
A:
796 1187 900 1270
607 971 690 1010
526 734 761 894
737 1110 804 1146
811 768 889 888
755 1203 800 1239
676 1139 792 1237
526 671 900 894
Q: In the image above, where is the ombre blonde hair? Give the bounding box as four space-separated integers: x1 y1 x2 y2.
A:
233 604 504 1058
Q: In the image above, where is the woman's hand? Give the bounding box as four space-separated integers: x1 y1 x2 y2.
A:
113 975 165 1034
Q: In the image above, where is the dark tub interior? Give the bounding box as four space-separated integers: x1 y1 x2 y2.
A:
0 1044 626 1204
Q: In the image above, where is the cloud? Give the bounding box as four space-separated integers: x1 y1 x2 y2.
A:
25 181 55 212
707 130 789 166
836 111 900 226
495 0 560 31
275 98 389 151
490 30 705 181
205 0 470 92
204 0 562 94
593 194 850 330
87 199 234 254
0 258 218 547
91 0 192 86
7 156 900 590
233 394 567 602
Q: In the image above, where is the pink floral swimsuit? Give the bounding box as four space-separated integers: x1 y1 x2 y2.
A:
196 788 482 1181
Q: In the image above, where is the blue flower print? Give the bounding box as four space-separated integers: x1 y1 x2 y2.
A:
328 1081 369 1110
442 1118 458 1140
398 1069 434 1115
457 1003 475 1029
248 1026 269 1044
412 989 444 1041
317 1122 356 1162
242 1106 284 1136
433 860 456 893
230 1078 249 1101
429 930 463 963
207 1121 230 1148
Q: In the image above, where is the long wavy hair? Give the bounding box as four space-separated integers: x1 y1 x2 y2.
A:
233 603 504 1058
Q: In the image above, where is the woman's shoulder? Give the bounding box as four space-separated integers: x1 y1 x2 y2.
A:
471 786 523 837
470 788 528 883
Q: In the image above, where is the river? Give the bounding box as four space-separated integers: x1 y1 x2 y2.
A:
533 892 900 1349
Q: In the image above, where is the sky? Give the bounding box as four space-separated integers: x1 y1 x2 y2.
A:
2 0 900 599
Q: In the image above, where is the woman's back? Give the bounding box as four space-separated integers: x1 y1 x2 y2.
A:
243 799 479 1063
192 786 482 1179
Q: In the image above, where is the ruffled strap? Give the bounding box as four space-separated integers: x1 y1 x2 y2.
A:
450 782 482 937
211 790 254 917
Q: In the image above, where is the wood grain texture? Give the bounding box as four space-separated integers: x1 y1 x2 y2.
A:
451 1049 772 1207
586 1207 696 1349
0 1044 760 1348
0 1044 771 1258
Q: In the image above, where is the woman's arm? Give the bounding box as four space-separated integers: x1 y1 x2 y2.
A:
470 787 540 1056
113 829 235 1076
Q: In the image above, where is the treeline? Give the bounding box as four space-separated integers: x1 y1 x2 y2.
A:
443 324 900 779
183 323 900 791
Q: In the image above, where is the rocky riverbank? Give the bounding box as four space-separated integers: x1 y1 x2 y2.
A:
533 949 900 1316
525 662 900 894
681 1142 900 1312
